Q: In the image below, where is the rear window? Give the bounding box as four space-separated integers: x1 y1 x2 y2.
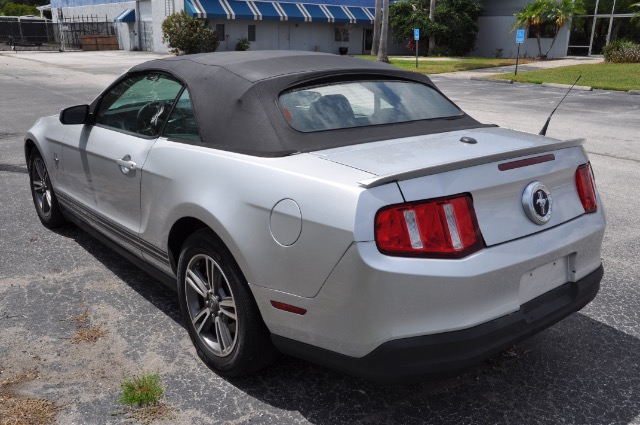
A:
279 80 464 132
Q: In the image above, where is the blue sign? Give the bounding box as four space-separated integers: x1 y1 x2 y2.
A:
516 29 525 44
414 28 420 41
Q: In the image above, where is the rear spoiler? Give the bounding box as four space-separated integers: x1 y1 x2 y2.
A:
357 138 585 188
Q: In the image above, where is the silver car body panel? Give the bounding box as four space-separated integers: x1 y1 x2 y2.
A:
252 209 605 357
138 138 399 297
26 108 605 362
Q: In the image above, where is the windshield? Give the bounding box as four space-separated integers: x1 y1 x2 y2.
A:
279 80 464 132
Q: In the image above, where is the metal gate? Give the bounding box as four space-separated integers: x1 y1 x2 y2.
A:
59 14 117 50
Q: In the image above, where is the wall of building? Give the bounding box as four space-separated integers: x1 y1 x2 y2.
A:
49 0 413 56
208 20 369 55
474 15 570 58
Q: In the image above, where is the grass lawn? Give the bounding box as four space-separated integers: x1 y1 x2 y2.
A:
491 63 640 91
355 56 532 74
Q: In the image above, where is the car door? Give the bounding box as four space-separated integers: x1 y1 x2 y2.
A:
60 73 184 257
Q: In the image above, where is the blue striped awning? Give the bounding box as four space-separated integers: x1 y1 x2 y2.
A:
348 6 373 24
186 0 374 23
252 1 282 20
278 2 306 21
114 8 135 23
322 5 350 23
303 4 329 22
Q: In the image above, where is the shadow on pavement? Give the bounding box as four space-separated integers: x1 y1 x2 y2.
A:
52 225 640 425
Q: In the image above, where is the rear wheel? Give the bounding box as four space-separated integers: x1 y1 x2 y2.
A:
29 150 66 228
177 229 277 377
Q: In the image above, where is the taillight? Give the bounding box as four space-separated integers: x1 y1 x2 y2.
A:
375 194 484 258
575 163 597 213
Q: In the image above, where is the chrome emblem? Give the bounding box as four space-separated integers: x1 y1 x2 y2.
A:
522 182 552 225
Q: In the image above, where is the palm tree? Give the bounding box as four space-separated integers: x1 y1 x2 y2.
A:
513 0 584 58
513 0 552 58
377 0 389 62
428 0 436 55
543 0 585 57
372 0 381 56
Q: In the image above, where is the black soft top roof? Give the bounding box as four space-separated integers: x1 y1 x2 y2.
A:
123 51 485 157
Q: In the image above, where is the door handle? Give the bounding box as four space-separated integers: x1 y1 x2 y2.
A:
117 155 137 174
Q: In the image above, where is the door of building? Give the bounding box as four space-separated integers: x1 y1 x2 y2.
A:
363 28 373 53
278 24 290 50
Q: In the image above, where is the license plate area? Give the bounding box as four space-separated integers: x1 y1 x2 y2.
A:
519 255 573 304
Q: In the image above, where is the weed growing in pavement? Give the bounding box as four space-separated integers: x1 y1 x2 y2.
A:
67 305 108 343
71 325 108 343
119 372 164 407
115 372 175 424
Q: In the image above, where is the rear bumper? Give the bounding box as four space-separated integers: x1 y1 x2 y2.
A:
272 264 603 383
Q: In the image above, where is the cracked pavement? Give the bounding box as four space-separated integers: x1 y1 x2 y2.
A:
1 51 639 424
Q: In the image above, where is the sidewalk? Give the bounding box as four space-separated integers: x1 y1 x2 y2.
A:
0 49 605 82
436 56 604 79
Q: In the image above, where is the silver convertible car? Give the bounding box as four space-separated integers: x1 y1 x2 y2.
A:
25 51 605 382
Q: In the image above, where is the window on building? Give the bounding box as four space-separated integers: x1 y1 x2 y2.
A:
165 0 174 16
248 24 256 42
527 22 557 39
334 27 349 43
216 24 225 41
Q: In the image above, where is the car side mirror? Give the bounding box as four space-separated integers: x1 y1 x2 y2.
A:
59 104 90 125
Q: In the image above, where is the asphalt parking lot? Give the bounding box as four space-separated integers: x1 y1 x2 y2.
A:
1 51 639 424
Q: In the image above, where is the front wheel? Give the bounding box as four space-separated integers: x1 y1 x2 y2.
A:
177 229 277 377
29 149 66 228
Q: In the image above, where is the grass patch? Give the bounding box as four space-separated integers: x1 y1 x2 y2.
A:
116 372 174 424
491 63 640 91
119 372 164 407
0 370 59 425
355 56 533 74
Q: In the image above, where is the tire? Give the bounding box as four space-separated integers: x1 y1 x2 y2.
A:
177 229 278 377
28 149 66 228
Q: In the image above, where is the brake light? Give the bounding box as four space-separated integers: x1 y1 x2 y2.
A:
575 163 597 213
375 194 484 258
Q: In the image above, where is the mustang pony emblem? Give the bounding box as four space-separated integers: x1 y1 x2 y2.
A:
536 191 548 215
522 182 552 225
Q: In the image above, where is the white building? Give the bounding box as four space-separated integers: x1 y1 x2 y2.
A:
48 0 638 56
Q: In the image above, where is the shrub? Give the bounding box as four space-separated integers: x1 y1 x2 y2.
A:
602 39 640 63
2 2 38 16
161 11 219 55
235 37 250 51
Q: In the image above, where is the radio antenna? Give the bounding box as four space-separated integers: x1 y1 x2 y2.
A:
539 75 582 136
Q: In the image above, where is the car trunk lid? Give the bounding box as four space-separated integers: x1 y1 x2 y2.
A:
311 127 588 246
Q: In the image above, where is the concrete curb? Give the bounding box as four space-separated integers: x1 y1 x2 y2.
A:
542 82 593 91
471 77 513 84
629 90 640 95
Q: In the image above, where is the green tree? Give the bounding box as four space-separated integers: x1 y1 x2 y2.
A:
389 0 482 56
161 11 219 55
513 0 585 58
1 1 38 16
